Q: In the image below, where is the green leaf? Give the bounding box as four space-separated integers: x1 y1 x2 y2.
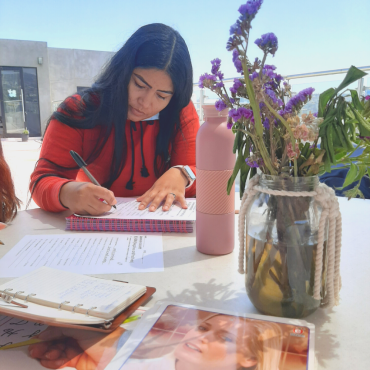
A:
354 164 367 183
334 66 367 95
343 183 365 199
338 122 354 151
318 88 335 117
327 125 336 164
301 142 310 159
239 162 250 198
341 163 358 188
233 130 243 154
227 150 244 195
351 107 370 137
349 90 364 111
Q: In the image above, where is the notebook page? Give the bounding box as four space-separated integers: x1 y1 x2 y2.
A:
0 267 146 318
75 197 196 221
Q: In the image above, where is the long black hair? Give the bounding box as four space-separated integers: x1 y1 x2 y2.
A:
39 23 193 189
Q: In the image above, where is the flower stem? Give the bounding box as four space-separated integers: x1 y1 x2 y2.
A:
242 64 277 175
264 99 298 177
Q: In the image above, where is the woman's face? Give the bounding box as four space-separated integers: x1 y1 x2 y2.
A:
127 68 173 121
174 315 256 370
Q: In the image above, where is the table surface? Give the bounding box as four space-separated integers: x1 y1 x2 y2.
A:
0 196 369 369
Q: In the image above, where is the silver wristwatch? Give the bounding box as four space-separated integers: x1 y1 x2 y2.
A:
171 165 196 188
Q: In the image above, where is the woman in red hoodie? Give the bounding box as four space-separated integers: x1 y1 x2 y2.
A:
30 23 199 216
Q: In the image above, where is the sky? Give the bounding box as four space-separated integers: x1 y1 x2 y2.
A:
0 0 369 91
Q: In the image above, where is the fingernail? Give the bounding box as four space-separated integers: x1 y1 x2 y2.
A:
150 206 155 211
29 349 34 357
163 206 168 211
45 352 53 359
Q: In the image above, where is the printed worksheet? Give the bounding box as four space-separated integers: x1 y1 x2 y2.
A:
0 234 163 278
0 315 47 349
75 197 196 221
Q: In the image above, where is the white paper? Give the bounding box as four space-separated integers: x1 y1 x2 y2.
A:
0 234 164 278
0 315 47 349
75 197 196 221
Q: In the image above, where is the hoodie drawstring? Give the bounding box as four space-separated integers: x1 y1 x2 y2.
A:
139 121 149 178
126 121 153 190
125 121 136 190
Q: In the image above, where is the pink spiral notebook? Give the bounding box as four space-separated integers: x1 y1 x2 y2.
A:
65 198 196 233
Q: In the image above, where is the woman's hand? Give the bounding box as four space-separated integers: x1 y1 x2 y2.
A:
28 326 125 370
59 182 117 216
136 168 188 212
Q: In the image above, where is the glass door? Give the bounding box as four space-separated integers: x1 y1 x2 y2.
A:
0 67 26 136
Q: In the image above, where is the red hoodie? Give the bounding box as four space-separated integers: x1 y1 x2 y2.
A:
30 96 199 212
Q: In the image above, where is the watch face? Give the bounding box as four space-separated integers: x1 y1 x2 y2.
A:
184 165 196 181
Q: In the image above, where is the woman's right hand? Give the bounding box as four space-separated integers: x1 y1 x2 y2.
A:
59 182 117 216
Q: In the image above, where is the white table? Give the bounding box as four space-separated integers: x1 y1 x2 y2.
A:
0 197 369 369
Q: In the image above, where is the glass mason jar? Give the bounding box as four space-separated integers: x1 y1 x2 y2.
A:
245 174 328 318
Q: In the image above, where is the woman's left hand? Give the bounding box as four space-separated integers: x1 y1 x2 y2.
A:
136 168 188 212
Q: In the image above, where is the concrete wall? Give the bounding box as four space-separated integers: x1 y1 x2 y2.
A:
0 39 51 134
48 48 114 109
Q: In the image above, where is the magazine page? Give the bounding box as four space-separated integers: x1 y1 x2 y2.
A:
0 307 148 369
106 302 315 370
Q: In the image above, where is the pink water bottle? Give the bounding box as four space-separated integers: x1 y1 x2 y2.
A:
196 105 236 255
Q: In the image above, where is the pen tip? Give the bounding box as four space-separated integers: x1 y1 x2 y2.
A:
113 205 117 209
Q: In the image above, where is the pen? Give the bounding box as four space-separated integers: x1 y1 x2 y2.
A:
69 150 117 209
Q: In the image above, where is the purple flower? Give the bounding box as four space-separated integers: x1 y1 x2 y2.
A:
283 87 315 114
255 32 278 55
211 58 221 75
265 88 280 105
365 95 370 101
263 118 270 129
238 0 263 17
215 100 227 112
226 35 243 51
227 121 233 130
198 73 216 89
230 22 242 36
313 112 318 117
259 102 265 109
231 49 243 73
238 107 253 119
228 108 241 122
250 71 259 81
245 156 264 168
275 74 283 83
216 71 224 80
230 78 243 94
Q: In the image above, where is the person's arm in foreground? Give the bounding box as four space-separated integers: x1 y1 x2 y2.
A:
30 98 116 215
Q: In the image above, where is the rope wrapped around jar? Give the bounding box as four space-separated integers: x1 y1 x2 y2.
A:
238 174 342 309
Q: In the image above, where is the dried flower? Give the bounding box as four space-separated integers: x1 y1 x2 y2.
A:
215 100 227 112
255 33 278 56
286 142 300 159
230 78 244 94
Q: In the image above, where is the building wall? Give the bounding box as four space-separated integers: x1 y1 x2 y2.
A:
48 48 114 110
0 39 51 134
